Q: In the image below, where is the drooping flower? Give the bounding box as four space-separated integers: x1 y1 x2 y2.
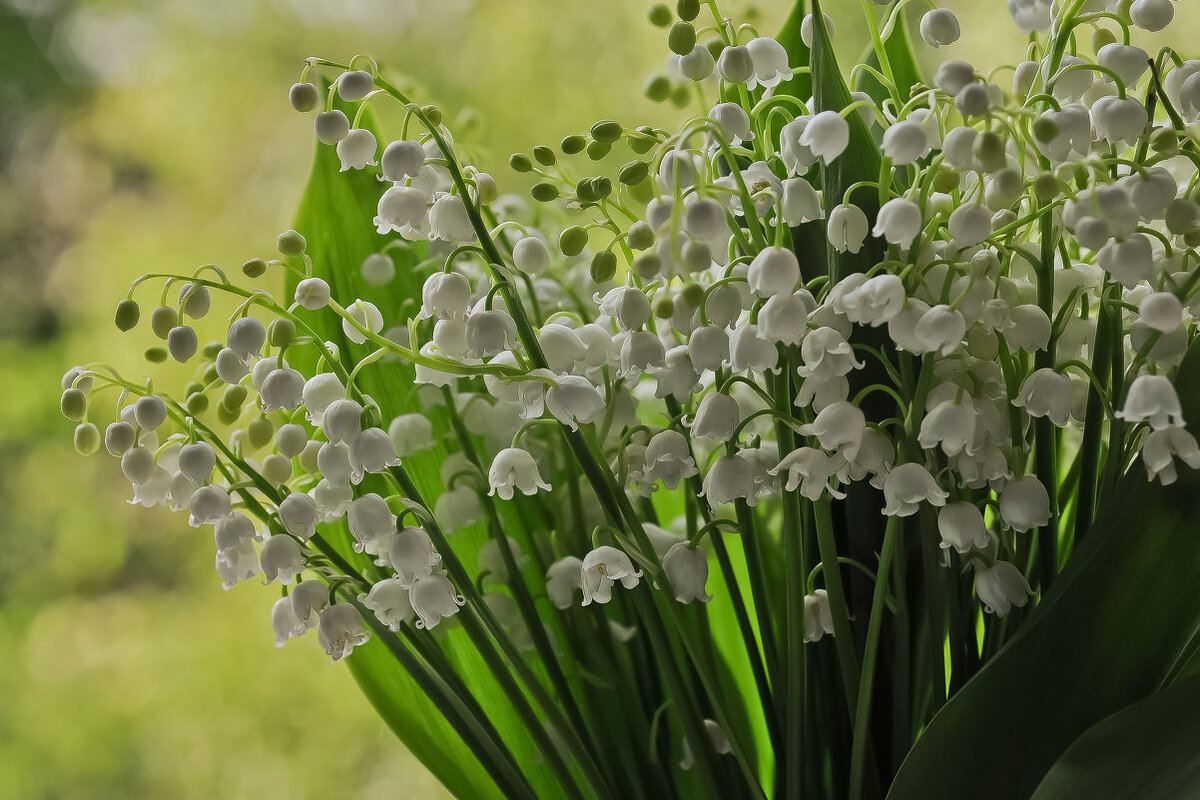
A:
488 448 551 500
580 546 642 606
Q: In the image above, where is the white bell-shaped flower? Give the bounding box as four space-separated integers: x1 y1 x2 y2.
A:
546 556 584 609
642 430 698 490
998 475 1051 532
781 178 823 225
261 368 305 411
349 427 400 483
313 478 353 521
596 286 652 332
803 589 835 642
188 484 230 527
1097 234 1154 289
386 526 442 586
488 447 551 499
342 299 384 345
512 235 551 275
374 185 429 237
914 304 966 356
798 111 849 164
800 12 835 47
937 502 990 555
882 462 949 517
840 274 905 326
260 534 304 585
652 346 702 401
388 413 435 455
1117 374 1184 430
546 376 604 430
919 396 977 457
716 44 754 84
1129 0 1173 32
134 395 168 431
347 493 397 554
466 309 518 358
1097 43 1150 88
178 442 215 485
291 579 330 626
974 561 1032 616
680 43 715 80
770 447 846 501
873 197 922 248
688 325 731 372
747 246 800 298
1139 292 1184 333
919 8 960 46
758 293 810 346
848 428 895 487
729 324 779 374
662 541 711 604
689 393 740 441
318 602 369 660
216 538 260 589
360 578 415 631
702 453 759 506
797 327 862 381
1143 424 1200 485
941 126 977 168
1014 369 1074 426
418 271 471 320
105 421 135 456
227 318 267 360
780 117 817 176
708 102 754 146
434 485 483 532
580 545 642 606
477 537 529 584
827 204 870 253
881 120 930 165
934 59 975 95
322 398 363 444
745 36 793 89
408 572 465 629
279 492 319 540
1091 96 1149 145
214 512 259 555
336 128 378 171
948 204 992 247
799 401 866 461
428 194 475 242
381 139 425 181
272 595 308 647
301 373 345 428
294 276 331 311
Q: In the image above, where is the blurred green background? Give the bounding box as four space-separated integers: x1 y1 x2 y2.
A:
1 0 1196 797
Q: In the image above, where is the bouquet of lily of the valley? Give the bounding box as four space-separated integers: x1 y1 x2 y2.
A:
57 0 1200 796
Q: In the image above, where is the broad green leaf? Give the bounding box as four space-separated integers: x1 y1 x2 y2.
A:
775 0 813 104
286 98 569 800
809 0 885 283
886 340 1200 799
1029 673 1200 799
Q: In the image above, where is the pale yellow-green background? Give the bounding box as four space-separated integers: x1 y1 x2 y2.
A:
0 0 1193 797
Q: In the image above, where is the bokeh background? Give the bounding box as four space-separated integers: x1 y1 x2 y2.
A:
1 0 1195 797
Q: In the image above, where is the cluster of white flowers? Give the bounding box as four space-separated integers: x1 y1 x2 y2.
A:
60 0 1200 683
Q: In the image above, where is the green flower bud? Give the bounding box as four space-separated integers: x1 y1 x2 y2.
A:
222 384 248 411
115 299 141 331
421 105 443 127
590 250 618 283
247 416 274 450
648 3 672 27
590 119 623 144
509 153 533 173
217 401 240 425
560 226 590 257
627 220 655 251
618 160 649 185
1151 127 1179 155
1166 199 1199 235
629 128 657 154
585 140 611 161
150 305 178 339
1091 28 1116 52
201 341 222 361
186 392 209 415
74 422 101 455
635 252 662 281
289 82 319 113
277 229 307 256
644 74 672 102
144 347 168 363
931 168 960 194
670 85 692 109
532 145 557 166
531 182 560 202
668 21 696 56
561 134 587 154
1032 117 1058 144
242 258 267 278
200 364 219 385
1033 173 1060 202
268 318 296 347
680 281 705 309
676 0 700 21
654 297 675 319
576 178 599 204
61 388 87 421
592 177 612 199
972 131 1007 172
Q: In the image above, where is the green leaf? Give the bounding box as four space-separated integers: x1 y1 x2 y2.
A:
775 0 812 104
285 97 569 800
808 0 885 282
1029 673 1200 799
886 340 1200 799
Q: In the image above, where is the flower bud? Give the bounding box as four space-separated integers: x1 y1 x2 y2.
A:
680 44 715 81
663 541 711 603
114 299 141 331
260 535 304 585
314 110 350 145
919 8 960 47
513 236 551 275
168 325 198 363
60 387 87 421
998 475 1050 532
804 589 835 642
747 246 800 298
827 204 869 253
342 299 384 344
74 422 101 455
667 21 696 56
717 44 754 84
104 421 135 456
150 305 178 339
337 69 374 101
289 81 319 112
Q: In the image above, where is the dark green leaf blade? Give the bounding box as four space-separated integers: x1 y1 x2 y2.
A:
886 340 1200 799
1029 673 1200 800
